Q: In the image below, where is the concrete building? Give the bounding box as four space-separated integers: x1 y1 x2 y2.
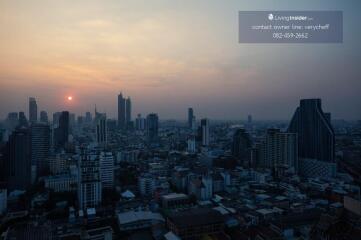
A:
99 152 114 189
78 152 102 210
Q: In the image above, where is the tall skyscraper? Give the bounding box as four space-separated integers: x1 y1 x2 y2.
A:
5 128 32 190
78 151 102 210
18 112 28 128
200 118 209 146
266 129 298 169
232 128 252 167
77 116 84 125
126 97 132 128
188 108 194 128
96 114 107 146
85 112 92 123
5 112 18 130
29 97 38 124
99 152 114 189
53 112 61 126
118 92 126 129
288 99 335 177
40 111 48 123
69 113 76 128
146 113 159 143
187 135 196 153
135 114 146 131
54 111 69 148
31 123 50 178
246 114 253 132
247 114 252 124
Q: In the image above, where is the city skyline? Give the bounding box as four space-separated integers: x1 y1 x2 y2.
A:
0 94 354 122
0 0 361 120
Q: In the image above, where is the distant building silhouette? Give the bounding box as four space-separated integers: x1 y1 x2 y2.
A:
85 111 92 123
232 128 252 167
200 118 209 146
118 92 126 129
31 123 50 178
96 114 107 146
188 108 194 128
146 113 159 143
288 99 335 178
18 112 28 128
5 127 31 190
135 114 146 131
126 97 132 129
54 111 69 149
53 112 61 126
6 112 18 130
40 111 48 123
29 97 37 124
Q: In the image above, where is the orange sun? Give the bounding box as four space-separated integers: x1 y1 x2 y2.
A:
67 96 73 101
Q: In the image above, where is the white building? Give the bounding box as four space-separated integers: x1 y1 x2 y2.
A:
100 152 114 189
78 153 102 210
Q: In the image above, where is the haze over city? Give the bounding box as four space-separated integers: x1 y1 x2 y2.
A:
1 0 361 120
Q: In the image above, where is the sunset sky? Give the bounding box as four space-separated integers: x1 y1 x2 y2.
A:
0 0 360 120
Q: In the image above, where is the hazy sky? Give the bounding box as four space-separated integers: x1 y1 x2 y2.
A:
0 0 360 120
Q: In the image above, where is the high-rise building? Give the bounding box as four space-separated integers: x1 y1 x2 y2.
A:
266 129 298 169
135 114 146 131
99 152 114 189
248 114 252 124
138 174 156 196
288 99 335 178
31 123 50 178
5 112 18 130
40 111 48 123
246 114 253 132
191 116 197 131
85 112 92 123
188 108 194 128
126 97 132 128
96 114 107 146
53 112 61 126
5 128 32 190
69 113 76 128
78 151 102 210
77 116 84 125
118 92 126 129
254 129 298 171
54 111 69 148
200 118 210 146
146 113 159 143
187 135 196 153
232 128 252 167
29 97 38 124
18 112 28 128
106 119 117 131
